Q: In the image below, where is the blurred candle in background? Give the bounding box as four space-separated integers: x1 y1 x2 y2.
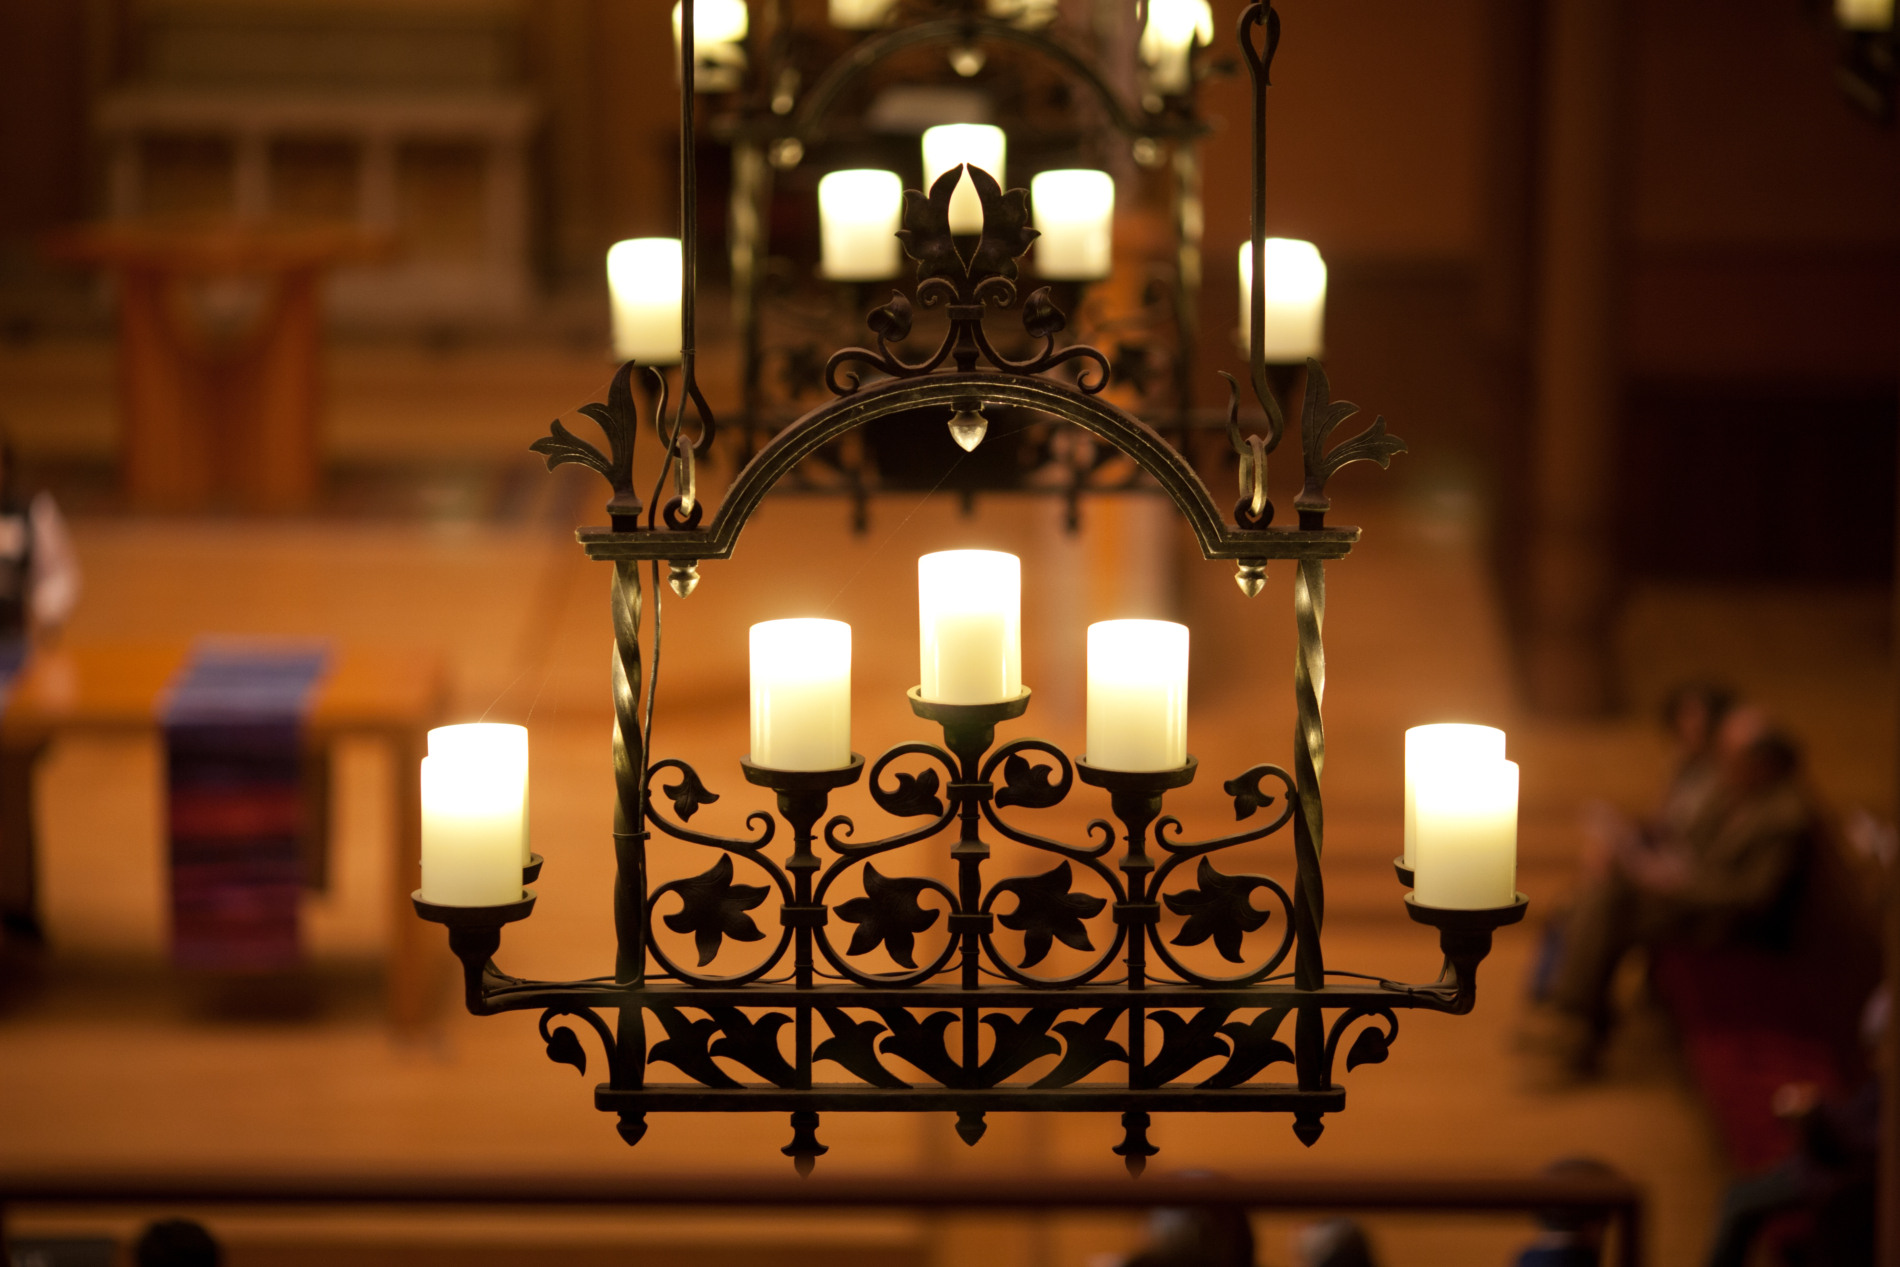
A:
1238 238 1327 362
918 550 1021 704
922 124 1007 234
1031 170 1115 281
420 724 529 906
1412 758 1519 910
750 619 853 771
1139 0 1214 95
1086 620 1189 772
1403 723 1506 869
819 170 904 280
671 0 749 91
830 0 896 27
606 238 683 365
1838 0 1894 28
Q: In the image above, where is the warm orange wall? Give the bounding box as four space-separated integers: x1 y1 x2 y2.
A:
1198 0 1486 267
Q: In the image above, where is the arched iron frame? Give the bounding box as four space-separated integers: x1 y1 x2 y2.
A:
415 0 1527 1176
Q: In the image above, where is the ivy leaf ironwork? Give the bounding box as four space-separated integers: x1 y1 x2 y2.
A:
544 1023 587 1076
1021 286 1067 339
867 291 913 344
975 1009 1063 1087
1165 858 1276 963
814 1007 908 1088
1223 768 1277 821
707 1007 798 1087
876 1008 967 1088
1296 359 1407 518
1346 1024 1392 1072
662 853 768 966
1202 1008 1294 1088
1145 1008 1234 1087
994 861 1108 969
835 864 942 969
1032 1007 1129 1089
876 767 945 819
530 358 642 518
996 752 1059 809
897 167 966 289
648 1006 741 1088
965 165 1037 291
660 763 720 822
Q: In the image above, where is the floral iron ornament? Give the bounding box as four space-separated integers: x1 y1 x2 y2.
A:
826 163 1112 450
415 0 1528 1179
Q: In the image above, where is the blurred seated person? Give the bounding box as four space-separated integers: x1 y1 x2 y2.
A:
0 432 79 671
0 431 79 944
1532 704 1816 1079
1703 992 1880 1267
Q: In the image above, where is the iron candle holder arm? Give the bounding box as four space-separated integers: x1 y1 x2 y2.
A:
1399 894 1530 1015
411 890 538 1016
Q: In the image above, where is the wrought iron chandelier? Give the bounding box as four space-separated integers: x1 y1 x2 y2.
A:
412 0 1529 1176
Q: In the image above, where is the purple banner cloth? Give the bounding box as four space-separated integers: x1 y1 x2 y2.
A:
162 642 329 972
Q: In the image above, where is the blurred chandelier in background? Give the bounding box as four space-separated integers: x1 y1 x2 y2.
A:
637 0 1330 527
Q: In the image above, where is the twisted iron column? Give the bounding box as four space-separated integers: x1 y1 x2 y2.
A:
611 558 649 1144
1291 557 1327 1131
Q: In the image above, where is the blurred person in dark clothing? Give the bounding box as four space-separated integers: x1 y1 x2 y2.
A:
134 1220 221 1267
1531 704 1817 1079
1511 1158 1619 1266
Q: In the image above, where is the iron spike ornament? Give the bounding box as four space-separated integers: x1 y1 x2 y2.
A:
419 0 1526 1178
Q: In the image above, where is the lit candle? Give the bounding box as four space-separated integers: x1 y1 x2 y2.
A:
918 549 1021 704
1086 620 1189 772
606 238 682 365
1403 723 1506 869
1412 759 1519 910
1238 238 1327 362
750 618 853 771
819 170 904 280
1031 170 1115 281
671 0 749 92
1839 0 1894 28
1139 0 1214 95
429 723 531 864
922 124 1006 234
420 725 529 906
830 0 895 27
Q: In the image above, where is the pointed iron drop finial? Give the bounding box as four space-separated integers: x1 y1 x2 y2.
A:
1112 1110 1159 1177
616 1111 648 1148
948 399 988 452
1292 1112 1325 1147
783 1109 828 1177
1234 562 1267 598
955 1110 988 1146
669 561 700 597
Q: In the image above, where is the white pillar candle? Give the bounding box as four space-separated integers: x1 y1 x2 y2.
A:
1086 620 1189 772
1403 723 1506 868
819 169 904 280
429 723 531 864
1238 238 1327 362
1838 0 1894 28
750 618 853 771
922 124 1006 234
1031 170 1115 281
830 0 895 27
419 749 527 907
606 238 683 365
1139 0 1214 95
918 550 1021 704
1413 759 1519 909
671 0 749 91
